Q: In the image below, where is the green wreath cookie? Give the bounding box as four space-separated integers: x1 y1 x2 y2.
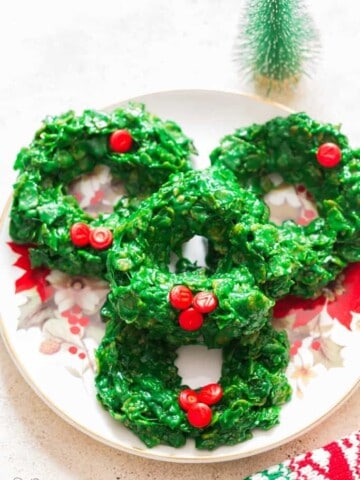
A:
95 318 291 450
104 166 318 347
210 112 360 297
9 103 195 278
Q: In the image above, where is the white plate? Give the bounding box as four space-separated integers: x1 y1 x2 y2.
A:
1 89 360 463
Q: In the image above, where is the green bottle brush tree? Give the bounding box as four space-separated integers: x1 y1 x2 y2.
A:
235 0 320 92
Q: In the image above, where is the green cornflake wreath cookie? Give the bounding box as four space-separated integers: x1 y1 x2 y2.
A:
9 103 195 278
95 318 291 450
104 166 303 347
210 112 360 297
104 130 359 347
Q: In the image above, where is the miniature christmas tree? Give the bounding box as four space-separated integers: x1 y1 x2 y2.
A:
236 0 320 92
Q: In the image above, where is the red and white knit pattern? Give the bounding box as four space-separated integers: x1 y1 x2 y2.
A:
288 432 360 479
246 431 360 480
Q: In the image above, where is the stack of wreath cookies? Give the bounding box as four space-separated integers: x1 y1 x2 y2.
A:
9 103 360 450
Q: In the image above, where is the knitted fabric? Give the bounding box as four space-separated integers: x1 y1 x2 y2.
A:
245 431 360 479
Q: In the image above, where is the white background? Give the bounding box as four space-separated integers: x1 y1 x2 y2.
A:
1 1 360 479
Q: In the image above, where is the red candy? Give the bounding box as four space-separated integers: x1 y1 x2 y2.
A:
89 226 113 250
193 291 218 313
316 143 342 168
70 222 90 247
178 307 203 331
198 383 223 405
178 389 198 411
187 402 212 428
109 129 133 153
169 285 193 309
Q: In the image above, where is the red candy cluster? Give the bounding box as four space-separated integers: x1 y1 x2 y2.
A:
70 223 113 250
169 285 218 331
178 383 223 428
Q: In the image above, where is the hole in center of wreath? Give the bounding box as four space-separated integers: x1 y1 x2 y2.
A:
175 345 222 389
68 165 127 218
264 173 319 226
168 235 209 273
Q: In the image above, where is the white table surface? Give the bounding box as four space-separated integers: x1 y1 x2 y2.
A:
1 1 360 478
